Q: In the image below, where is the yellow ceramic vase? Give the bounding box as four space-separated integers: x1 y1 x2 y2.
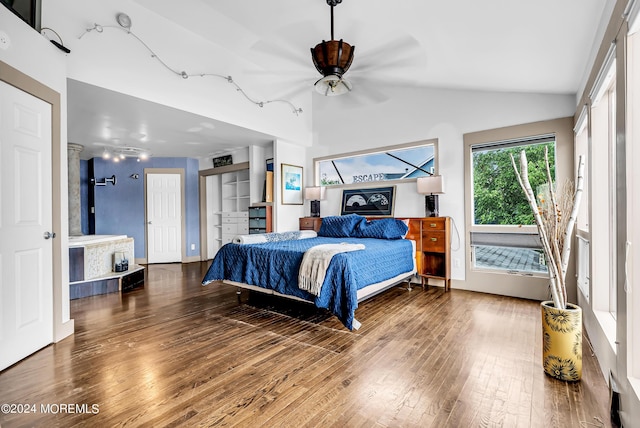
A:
541 301 582 381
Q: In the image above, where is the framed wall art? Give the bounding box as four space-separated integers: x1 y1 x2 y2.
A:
281 163 303 205
212 154 233 167
340 186 396 216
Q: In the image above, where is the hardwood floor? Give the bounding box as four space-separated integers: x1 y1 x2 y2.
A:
0 262 612 427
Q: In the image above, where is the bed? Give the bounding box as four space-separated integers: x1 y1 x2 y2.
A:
202 215 418 330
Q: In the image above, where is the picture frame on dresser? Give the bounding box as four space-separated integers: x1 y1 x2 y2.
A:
340 186 395 217
281 163 303 205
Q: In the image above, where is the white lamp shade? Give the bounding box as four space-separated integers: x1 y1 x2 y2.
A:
416 175 445 194
314 75 353 96
304 186 326 200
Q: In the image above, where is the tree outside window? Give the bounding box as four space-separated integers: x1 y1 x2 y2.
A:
473 141 555 226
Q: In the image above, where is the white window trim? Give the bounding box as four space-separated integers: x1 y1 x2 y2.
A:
574 105 588 135
590 43 616 107
627 0 640 35
594 309 618 354
627 24 640 395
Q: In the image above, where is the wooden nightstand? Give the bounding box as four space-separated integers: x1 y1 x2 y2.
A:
299 217 322 232
418 217 451 291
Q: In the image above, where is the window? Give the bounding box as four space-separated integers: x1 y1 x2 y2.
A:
315 140 437 187
470 135 555 275
627 8 640 391
574 107 589 232
464 118 573 300
590 46 617 321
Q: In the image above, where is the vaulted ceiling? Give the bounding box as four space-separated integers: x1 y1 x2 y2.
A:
66 0 613 160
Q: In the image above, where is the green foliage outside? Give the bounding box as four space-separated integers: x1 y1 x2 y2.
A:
320 175 342 186
473 142 555 225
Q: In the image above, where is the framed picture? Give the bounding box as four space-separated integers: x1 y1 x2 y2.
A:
281 163 303 205
212 154 233 167
340 186 396 217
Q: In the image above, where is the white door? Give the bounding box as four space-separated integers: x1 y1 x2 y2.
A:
146 173 182 263
0 80 54 370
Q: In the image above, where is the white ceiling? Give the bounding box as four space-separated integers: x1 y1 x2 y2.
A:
67 79 274 161
67 0 613 160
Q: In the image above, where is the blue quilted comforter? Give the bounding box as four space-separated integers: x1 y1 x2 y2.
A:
202 237 414 329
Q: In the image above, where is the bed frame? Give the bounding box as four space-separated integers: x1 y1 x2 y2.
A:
224 217 422 330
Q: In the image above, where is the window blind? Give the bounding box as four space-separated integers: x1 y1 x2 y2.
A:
471 134 555 153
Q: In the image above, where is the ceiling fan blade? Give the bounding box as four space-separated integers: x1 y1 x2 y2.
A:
268 78 315 101
249 20 323 69
250 38 310 69
354 34 427 72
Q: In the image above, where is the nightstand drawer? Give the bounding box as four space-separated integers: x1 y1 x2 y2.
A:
299 217 321 231
421 231 446 253
421 218 446 231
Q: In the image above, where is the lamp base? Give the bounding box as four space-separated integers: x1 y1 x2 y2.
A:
310 200 321 217
425 195 439 217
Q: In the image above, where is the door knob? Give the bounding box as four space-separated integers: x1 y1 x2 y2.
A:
43 231 56 239
147 221 152 224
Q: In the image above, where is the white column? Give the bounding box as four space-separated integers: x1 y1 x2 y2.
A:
67 143 84 236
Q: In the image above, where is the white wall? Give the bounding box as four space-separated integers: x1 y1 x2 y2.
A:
309 85 577 282
0 7 73 341
274 139 306 231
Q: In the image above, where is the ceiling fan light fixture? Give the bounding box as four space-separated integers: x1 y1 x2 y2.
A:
310 0 355 97
314 74 352 96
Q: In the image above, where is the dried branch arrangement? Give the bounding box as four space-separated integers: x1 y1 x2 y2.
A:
510 148 585 309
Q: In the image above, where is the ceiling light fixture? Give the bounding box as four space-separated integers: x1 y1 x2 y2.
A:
100 146 151 162
311 0 355 96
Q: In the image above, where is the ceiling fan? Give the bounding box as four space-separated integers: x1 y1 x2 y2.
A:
247 0 427 107
310 0 355 96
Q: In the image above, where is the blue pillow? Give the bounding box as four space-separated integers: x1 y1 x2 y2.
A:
354 218 409 239
318 214 365 237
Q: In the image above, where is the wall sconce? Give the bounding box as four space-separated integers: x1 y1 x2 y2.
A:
130 174 139 179
416 175 444 217
304 186 326 217
92 175 117 186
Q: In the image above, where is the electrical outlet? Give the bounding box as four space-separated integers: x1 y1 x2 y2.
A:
454 258 461 268
190 243 195 250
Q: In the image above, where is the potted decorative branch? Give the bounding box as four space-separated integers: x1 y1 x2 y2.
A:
511 147 585 381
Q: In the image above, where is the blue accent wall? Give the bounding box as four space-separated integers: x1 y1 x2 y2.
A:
90 157 200 260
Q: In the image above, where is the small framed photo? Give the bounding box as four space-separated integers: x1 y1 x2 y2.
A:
212 154 233 168
281 163 303 205
341 186 396 216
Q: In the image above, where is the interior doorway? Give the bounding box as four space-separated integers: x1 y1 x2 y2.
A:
145 170 184 263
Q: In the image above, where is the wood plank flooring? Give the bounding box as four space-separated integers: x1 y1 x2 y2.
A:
0 262 612 427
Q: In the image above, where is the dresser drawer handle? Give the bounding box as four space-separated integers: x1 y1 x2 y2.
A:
430 237 438 242
430 223 437 228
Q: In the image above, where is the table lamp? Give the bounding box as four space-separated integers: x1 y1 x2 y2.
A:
416 175 445 217
304 186 326 217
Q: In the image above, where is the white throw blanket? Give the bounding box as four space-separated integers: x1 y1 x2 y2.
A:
232 230 317 244
298 243 365 296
